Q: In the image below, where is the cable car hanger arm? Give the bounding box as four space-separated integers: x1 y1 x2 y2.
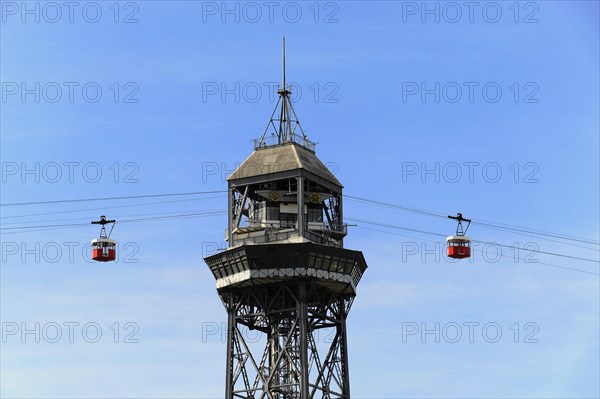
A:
448 212 472 236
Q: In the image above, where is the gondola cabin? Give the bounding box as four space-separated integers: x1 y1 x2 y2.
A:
446 235 471 259
91 238 116 262
90 215 117 262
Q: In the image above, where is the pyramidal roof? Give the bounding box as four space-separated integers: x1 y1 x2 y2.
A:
227 143 343 188
228 39 341 188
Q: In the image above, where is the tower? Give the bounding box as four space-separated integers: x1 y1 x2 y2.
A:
204 39 368 398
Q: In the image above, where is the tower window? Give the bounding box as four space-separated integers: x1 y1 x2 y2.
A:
265 206 280 221
307 205 323 222
280 213 297 228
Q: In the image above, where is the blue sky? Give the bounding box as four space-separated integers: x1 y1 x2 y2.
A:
1 1 599 397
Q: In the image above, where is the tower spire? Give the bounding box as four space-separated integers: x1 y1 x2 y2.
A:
258 38 310 149
277 36 292 143
282 36 286 93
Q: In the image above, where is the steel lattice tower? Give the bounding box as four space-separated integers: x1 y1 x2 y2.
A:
204 39 368 399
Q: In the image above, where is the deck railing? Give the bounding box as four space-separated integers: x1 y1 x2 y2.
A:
253 133 316 152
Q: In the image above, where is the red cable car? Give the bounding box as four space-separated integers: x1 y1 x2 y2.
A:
446 212 472 260
91 215 116 262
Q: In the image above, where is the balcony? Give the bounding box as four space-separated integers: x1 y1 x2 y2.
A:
253 133 316 152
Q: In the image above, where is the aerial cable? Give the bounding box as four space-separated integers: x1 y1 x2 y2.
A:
346 194 599 246
2 209 597 265
1 208 227 226
0 190 227 207
356 225 599 276
348 218 600 264
0 211 226 232
1 190 597 247
0 196 224 220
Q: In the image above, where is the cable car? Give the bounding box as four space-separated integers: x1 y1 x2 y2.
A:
91 215 116 262
446 212 472 260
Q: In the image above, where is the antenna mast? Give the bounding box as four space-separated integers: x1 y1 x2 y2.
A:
259 38 308 148
282 36 286 94
277 36 293 143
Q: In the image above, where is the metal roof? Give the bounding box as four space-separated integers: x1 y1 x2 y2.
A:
227 143 343 187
